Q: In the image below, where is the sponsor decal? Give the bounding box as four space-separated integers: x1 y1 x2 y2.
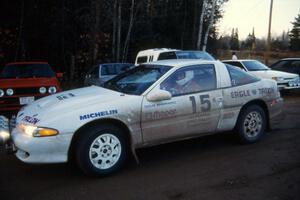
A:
231 90 251 98
156 101 177 106
251 89 257 95
144 104 156 108
145 109 177 120
56 93 76 101
144 101 177 109
258 88 274 95
22 116 40 124
79 109 118 121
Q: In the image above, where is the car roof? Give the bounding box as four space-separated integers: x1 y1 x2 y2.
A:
222 59 255 62
177 50 207 53
137 48 179 55
144 59 218 68
6 61 49 65
279 58 300 61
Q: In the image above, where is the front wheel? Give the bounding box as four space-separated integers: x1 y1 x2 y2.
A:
236 105 266 144
76 124 128 176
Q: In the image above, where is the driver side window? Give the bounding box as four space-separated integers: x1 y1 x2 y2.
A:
160 64 216 96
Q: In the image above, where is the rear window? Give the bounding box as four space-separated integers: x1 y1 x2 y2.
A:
176 51 215 61
136 56 148 64
157 52 177 60
101 64 132 76
101 64 117 76
223 61 245 70
226 64 260 86
1 63 55 78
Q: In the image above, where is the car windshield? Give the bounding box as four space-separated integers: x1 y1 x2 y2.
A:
242 60 270 71
103 64 171 95
0 63 55 78
176 51 215 61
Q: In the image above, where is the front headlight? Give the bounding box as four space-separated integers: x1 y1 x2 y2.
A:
6 88 14 96
48 86 57 94
39 87 47 94
0 89 4 97
18 124 58 137
17 124 37 136
272 77 284 82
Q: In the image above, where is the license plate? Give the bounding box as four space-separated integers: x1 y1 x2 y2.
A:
19 97 35 105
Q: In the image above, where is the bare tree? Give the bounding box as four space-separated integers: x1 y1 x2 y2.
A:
112 0 117 61
116 0 122 62
202 0 216 51
196 0 207 50
15 0 25 60
122 0 140 62
92 0 101 64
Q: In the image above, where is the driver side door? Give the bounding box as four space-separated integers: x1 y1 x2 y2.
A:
141 64 222 145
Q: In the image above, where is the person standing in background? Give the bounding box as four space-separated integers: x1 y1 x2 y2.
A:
232 52 238 60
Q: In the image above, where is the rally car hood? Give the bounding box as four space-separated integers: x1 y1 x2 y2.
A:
17 86 123 124
249 70 298 79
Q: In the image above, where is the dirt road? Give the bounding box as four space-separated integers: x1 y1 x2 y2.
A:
1 93 300 200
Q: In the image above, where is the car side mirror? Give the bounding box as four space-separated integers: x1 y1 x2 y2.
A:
56 72 64 78
146 89 172 102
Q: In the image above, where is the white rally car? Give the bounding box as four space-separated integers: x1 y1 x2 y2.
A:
1 60 283 176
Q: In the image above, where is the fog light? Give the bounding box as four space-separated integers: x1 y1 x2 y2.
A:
6 88 14 96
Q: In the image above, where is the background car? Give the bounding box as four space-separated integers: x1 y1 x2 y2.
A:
270 58 300 76
222 59 300 90
84 63 134 86
0 61 62 117
135 48 215 64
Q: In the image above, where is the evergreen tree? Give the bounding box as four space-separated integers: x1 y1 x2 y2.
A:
251 28 256 50
289 13 300 51
230 28 239 50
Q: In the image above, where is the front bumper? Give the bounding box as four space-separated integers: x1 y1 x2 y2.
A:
11 128 73 164
1 116 73 164
277 79 300 90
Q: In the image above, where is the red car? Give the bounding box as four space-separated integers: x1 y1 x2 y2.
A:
0 62 62 117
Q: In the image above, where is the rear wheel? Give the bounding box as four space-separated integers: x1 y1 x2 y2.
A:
76 124 128 176
236 105 266 144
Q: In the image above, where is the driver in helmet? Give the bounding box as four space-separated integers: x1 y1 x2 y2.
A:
162 70 201 95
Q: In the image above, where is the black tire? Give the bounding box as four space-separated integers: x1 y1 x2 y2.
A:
236 105 266 144
75 124 128 176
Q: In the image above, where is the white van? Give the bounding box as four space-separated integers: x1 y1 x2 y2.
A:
135 48 215 65
135 48 179 65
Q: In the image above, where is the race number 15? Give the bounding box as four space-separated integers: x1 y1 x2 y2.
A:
189 94 211 113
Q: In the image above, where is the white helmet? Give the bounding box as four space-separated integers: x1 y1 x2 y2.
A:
176 70 194 86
